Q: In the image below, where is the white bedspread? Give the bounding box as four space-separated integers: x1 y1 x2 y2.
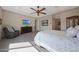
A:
34 30 79 52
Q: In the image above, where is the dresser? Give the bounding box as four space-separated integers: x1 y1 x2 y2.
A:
21 26 32 34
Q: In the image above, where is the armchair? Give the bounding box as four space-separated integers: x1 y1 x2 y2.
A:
3 26 19 39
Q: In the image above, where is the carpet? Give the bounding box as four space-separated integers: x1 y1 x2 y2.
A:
0 32 48 52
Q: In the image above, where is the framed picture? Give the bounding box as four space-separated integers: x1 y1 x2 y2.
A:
41 20 48 26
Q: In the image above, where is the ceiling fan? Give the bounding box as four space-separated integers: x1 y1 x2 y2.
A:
30 6 46 16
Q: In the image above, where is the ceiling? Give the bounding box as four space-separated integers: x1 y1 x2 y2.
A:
1 6 79 18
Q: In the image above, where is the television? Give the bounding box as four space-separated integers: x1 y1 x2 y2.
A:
22 19 30 26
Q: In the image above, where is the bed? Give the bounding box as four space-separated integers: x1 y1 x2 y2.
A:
34 30 79 52
34 16 79 52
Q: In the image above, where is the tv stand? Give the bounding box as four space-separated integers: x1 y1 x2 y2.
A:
21 26 32 34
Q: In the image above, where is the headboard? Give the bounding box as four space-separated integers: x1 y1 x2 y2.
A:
66 16 79 28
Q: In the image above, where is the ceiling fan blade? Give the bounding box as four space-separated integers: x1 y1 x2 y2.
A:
40 12 46 14
30 8 37 11
39 8 46 11
30 12 36 14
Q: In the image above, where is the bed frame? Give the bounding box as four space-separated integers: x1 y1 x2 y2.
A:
66 16 79 28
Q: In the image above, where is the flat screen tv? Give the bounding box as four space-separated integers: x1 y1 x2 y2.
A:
22 19 30 26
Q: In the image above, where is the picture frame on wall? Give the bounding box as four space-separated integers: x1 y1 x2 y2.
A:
41 20 48 26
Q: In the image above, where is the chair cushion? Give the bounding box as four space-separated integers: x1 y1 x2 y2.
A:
6 25 14 32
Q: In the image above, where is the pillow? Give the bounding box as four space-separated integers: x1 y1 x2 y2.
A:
66 26 78 37
77 32 79 40
6 25 14 32
75 26 79 31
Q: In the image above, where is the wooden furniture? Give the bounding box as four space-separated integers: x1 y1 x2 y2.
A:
21 26 32 34
52 18 61 30
66 16 79 28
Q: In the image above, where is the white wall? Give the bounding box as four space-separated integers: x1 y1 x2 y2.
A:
0 7 2 18
37 7 79 31
52 7 79 31
0 7 2 39
37 16 52 31
2 7 79 32
2 10 36 32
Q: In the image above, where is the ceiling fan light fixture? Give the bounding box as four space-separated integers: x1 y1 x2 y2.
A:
30 6 46 16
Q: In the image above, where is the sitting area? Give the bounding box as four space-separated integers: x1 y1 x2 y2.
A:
3 25 19 39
